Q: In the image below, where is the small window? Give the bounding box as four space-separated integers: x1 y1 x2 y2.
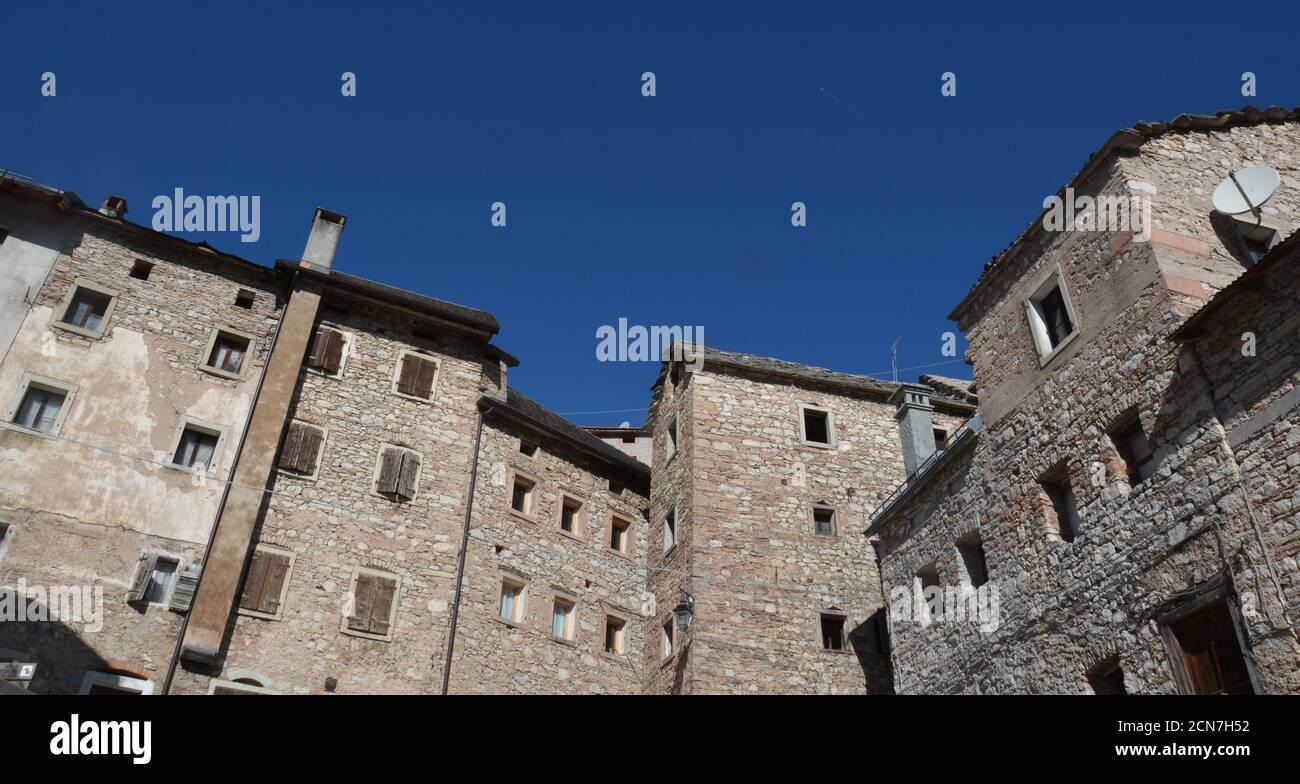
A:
376 446 421 501
609 478 625 495
915 565 940 618
80 672 154 695
956 532 989 588
61 286 113 333
277 421 325 478
205 331 251 376
812 506 836 537
345 568 399 639
499 579 525 624
1029 278 1076 353
143 557 179 604
609 516 631 555
661 618 675 659
1039 466 1080 542
1109 414 1156 486
1086 659 1126 695
173 425 219 471
800 405 832 446
1164 598 1254 695
933 428 949 451
519 439 539 458
239 546 293 618
666 417 678 461
603 616 626 655
551 598 575 640
306 326 347 376
129 260 153 280
393 351 439 401
621 433 636 444
12 383 67 434
663 507 677 552
510 474 536 516
560 497 581 535
821 613 846 651
235 289 255 309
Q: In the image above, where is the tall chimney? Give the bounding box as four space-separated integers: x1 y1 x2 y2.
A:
302 208 347 273
892 383 936 477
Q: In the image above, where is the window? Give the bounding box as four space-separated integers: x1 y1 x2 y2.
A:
603 615 626 655
277 421 326 478
609 515 631 555
306 326 347 376
1086 659 1126 695
1039 467 1080 542
1163 598 1254 695
800 405 832 446
127 551 181 605
551 598 575 640
956 532 989 588
812 505 836 537
12 383 67 434
821 613 846 651
1109 414 1156 486
173 424 219 471
1026 271 1078 361
498 579 525 624
344 568 399 640
510 473 536 516
59 285 113 334
204 330 251 377
239 546 293 619
933 428 949 451
393 351 439 401
235 289 255 309
375 446 421 501
915 565 940 618
129 260 153 280
661 618 675 659
666 417 678 461
560 496 581 535
519 439 539 458
663 507 677 552
79 671 154 695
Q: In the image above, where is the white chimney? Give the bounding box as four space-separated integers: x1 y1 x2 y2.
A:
892 383 937 477
302 208 347 273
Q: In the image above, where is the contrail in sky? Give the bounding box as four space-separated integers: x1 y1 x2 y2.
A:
818 87 865 118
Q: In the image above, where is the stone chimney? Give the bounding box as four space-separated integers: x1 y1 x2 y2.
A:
99 196 127 218
891 383 936 477
301 208 347 273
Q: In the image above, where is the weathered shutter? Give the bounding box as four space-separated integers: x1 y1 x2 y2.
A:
413 357 436 399
258 553 290 615
367 577 397 636
278 422 304 472
396 355 419 397
349 573 377 632
298 426 324 475
169 564 201 612
321 329 345 375
239 549 271 611
376 448 401 494
126 551 157 603
307 327 327 369
396 452 420 500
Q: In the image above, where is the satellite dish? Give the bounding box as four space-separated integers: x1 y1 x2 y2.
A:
1213 165 1280 215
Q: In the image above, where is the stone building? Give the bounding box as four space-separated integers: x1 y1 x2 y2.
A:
865 107 1300 694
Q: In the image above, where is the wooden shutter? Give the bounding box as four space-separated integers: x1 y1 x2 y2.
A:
258 553 290 615
169 564 201 612
307 327 327 369
278 422 305 471
367 577 397 636
349 572 377 632
413 356 436 399
239 549 271 611
376 448 402 494
126 552 157 603
396 452 420 500
395 355 420 397
321 329 345 374
297 426 324 475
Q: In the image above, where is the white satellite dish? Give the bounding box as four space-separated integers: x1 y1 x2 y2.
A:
1212 165 1280 215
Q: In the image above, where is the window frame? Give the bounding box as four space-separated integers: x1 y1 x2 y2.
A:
607 513 634 559
3 372 78 438
558 493 585 539
819 610 849 652
601 611 628 658
390 349 441 403
167 416 227 476
496 575 528 628
1108 412 1157 487
79 671 155 695
665 416 678 463
141 553 183 606
200 327 256 380
798 403 835 449
1157 587 1260 696
1024 265 1080 367
53 279 119 339
340 566 402 642
507 468 539 521
955 531 990 588
811 504 837 538
663 505 678 555
550 592 577 643
237 544 296 621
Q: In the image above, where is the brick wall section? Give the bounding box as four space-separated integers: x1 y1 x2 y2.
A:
0 220 282 694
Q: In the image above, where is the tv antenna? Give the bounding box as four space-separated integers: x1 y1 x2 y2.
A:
890 337 901 382
1212 165 1280 217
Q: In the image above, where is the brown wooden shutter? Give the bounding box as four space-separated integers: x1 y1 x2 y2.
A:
349 572 377 632
367 577 397 636
307 327 327 369
278 422 304 471
396 452 420 500
169 564 201 612
258 553 291 615
376 448 401 494
396 355 419 396
413 357 436 399
297 426 324 475
239 549 271 611
321 329 345 374
126 552 156 603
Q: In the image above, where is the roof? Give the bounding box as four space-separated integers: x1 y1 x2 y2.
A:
1172 228 1300 341
919 374 977 404
278 260 501 337
483 388 651 483
581 425 648 436
949 105 1300 325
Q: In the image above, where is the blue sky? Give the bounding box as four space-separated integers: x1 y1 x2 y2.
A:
4 2 1297 424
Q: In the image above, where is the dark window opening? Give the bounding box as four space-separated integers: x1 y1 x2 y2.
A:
821 613 846 651
235 289 255 309
802 408 830 444
916 565 941 617
560 499 579 533
207 333 249 374
610 517 630 553
1109 415 1156 486
510 476 534 515
1040 469 1081 542
813 507 835 537
129 260 153 280
1166 598 1255 695
519 440 538 457
173 427 218 470
1087 659 1126 695
933 428 948 450
1037 284 1075 349
956 533 989 588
